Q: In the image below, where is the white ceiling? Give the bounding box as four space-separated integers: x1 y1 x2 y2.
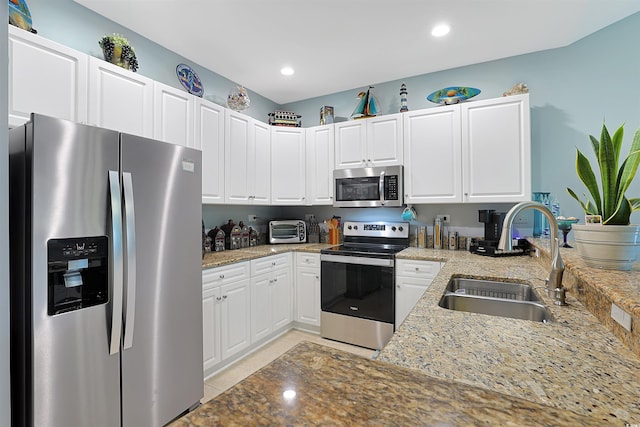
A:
73 0 640 105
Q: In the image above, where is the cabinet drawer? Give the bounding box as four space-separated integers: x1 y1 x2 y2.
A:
203 261 250 289
251 253 291 276
296 252 320 268
395 259 441 278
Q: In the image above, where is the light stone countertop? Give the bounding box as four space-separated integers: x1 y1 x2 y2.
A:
383 247 640 424
200 242 640 424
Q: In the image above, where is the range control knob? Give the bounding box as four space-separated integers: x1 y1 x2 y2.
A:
354 225 358 230
398 226 404 232
391 226 397 231
347 225 353 230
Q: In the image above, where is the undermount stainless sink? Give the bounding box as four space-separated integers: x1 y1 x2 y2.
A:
438 277 552 323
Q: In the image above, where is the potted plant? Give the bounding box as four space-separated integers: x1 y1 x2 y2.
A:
567 123 640 269
98 33 139 72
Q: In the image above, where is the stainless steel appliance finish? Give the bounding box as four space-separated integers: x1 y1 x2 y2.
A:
333 165 403 207
9 114 203 427
268 220 306 244
320 221 409 350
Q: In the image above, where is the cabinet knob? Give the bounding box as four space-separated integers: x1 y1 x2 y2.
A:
397 285 401 289
219 274 225 279
216 296 222 301
272 262 276 266
222 295 228 300
273 277 278 282
415 267 419 271
315 275 319 279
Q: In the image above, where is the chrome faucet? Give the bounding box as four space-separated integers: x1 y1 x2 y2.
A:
498 201 565 297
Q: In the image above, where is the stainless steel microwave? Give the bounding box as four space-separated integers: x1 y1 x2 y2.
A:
268 220 307 244
333 166 403 207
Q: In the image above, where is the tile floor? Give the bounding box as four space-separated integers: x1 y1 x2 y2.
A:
202 329 376 403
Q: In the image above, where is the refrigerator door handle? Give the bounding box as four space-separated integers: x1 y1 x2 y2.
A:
122 172 137 349
108 170 124 355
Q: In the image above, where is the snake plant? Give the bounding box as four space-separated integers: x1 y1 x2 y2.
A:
567 123 640 225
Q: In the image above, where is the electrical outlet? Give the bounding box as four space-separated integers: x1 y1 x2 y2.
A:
437 214 451 223
248 214 257 222
611 303 632 332
305 214 315 222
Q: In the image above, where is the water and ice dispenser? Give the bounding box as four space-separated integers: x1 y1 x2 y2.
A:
47 236 109 315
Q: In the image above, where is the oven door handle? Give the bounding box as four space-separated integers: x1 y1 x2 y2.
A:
321 253 394 267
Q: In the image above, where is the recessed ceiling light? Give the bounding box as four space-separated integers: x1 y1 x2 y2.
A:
280 66 295 76
431 24 450 37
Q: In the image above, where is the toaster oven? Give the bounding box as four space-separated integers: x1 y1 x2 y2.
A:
268 220 307 244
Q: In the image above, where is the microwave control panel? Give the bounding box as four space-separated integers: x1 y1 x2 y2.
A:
384 175 399 200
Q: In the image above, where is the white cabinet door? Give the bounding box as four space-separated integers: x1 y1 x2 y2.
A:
295 266 320 326
8 26 88 127
271 268 292 330
251 120 272 205
395 276 432 327
395 259 441 326
220 279 251 360
461 94 531 203
196 98 225 204
225 111 251 204
153 81 194 147
88 56 154 137
334 121 366 169
224 111 271 204
250 273 273 342
271 127 306 205
403 106 462 203
367 113 403 167
202 286 221 372
306 125 335 205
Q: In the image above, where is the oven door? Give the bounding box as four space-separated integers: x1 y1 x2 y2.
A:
320 254 395 323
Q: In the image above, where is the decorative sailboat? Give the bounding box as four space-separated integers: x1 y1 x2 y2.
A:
351 86 380 119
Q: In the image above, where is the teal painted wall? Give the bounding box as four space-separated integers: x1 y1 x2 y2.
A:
282 12 640 223
24 0 279 122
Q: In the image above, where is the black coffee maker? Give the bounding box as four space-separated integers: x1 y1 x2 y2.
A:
470 209 529 257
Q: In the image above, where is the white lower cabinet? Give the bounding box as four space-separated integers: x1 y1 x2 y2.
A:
250 254 293 343
202 262 251 375
395 259 442 326
295 253 321 327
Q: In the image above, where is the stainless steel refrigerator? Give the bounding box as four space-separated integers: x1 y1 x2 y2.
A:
9 114 203 426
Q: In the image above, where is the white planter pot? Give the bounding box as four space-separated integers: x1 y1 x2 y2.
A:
572 224 640 270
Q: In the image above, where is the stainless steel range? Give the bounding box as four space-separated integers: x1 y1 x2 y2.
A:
320 221 410 350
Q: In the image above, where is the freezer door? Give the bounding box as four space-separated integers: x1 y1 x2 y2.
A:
25 114 121 427
120 134 203 426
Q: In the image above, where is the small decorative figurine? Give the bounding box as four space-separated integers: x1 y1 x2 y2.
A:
399 82 408 112
351 86 380 119
227 86 251 111
503 82 528 96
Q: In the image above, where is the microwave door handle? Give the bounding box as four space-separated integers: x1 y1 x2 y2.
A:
379 171 385 205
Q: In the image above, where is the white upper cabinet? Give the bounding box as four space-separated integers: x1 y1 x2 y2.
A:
8 25 88 127
88 56 154 138
195 98 225 204
271 127 306 205
224 110 271 205
153 81 194 147
366 114 404 167
334 114 403 169
305 124 335 205
461 94 531 203
404 94 530 204
403 106 462 204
